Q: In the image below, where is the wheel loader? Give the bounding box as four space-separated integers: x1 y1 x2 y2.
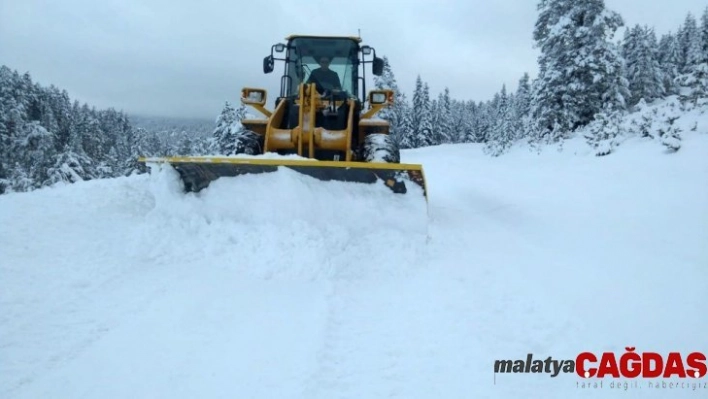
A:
138 34 427 199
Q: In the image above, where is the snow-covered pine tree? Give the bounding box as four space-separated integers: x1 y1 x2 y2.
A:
475 101 493 144
513 73 532 140
11 120 56 189
411 78 434 147
211 101 260 156
47 112 95 185
657 98 682 151
213 101 237 155
484 85 515 156
449 99 467 143
47 87 73 151
530 0 627 146
395 101 414 149
623 25 665 106
80 108 105 163
628 98 656 139
429 98 441 145
658 33 682 95
460 100 478 143
678 13 703 73
701 7 708 62
0 68 20 192
122 126 157 175
584 103 623 156
409 76 424 148
674 13 708 103
419 83 434 146
514 73 531 121
397 101 414 148
437 87 453 144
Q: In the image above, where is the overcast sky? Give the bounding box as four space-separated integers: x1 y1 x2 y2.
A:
1 0 706 120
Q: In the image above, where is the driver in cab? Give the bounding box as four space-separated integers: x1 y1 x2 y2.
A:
307 55 342 92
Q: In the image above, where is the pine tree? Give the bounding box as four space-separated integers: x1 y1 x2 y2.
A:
475 101 493 144
437 87 453 144
657 98 682 151
396 104 415 149
429 98 440 144
213 101 238 155
678 13 703 73
461 101 479 143
583 103 623 156
410 75 425 148
701 7 708 63
623 25 665 106
658 33 682 95
418 82 434 146
11 121 56 189
513 73 532 140
485 85 515 156
514 73 531 120
530 0 627 145
47 113 94 185
211 101 257 156
675 12 708 102
449 99 467 143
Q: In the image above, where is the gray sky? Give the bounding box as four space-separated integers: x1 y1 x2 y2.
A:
1 0 705 120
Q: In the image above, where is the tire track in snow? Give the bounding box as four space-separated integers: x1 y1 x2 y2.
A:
302 280 405 399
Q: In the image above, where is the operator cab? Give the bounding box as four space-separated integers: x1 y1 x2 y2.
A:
259 35 385 159
286 37 358 98
263 35 384 104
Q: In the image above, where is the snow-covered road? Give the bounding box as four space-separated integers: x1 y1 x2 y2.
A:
2 133 707 398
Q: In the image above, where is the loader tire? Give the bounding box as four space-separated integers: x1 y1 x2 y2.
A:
232 129 263 155
359 133 400 163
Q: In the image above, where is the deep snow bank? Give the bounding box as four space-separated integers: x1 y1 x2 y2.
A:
136 162 430 280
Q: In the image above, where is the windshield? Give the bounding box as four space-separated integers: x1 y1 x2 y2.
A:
285 37 359 96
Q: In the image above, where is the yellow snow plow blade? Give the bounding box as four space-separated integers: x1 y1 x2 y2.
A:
138 156 427 200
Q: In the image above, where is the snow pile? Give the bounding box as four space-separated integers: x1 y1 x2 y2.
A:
133 163 429 281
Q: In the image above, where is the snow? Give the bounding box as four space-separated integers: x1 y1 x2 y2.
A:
1 129 707 398
319 129 344 142
366 133 395 161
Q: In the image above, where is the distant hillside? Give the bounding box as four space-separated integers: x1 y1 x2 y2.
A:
0 66 218 194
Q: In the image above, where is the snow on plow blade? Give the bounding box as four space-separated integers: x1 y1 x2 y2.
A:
138 156 428 200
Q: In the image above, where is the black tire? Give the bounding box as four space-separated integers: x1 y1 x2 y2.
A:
359 133 401 163
232 129 263 155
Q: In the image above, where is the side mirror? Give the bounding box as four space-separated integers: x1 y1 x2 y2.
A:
241 87 267 106
361 45 372 55
372 57 384 76
274 43 286 53
369 89 393 105
263 55 274 74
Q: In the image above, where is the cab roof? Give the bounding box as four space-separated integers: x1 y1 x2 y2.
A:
285 34 362 43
